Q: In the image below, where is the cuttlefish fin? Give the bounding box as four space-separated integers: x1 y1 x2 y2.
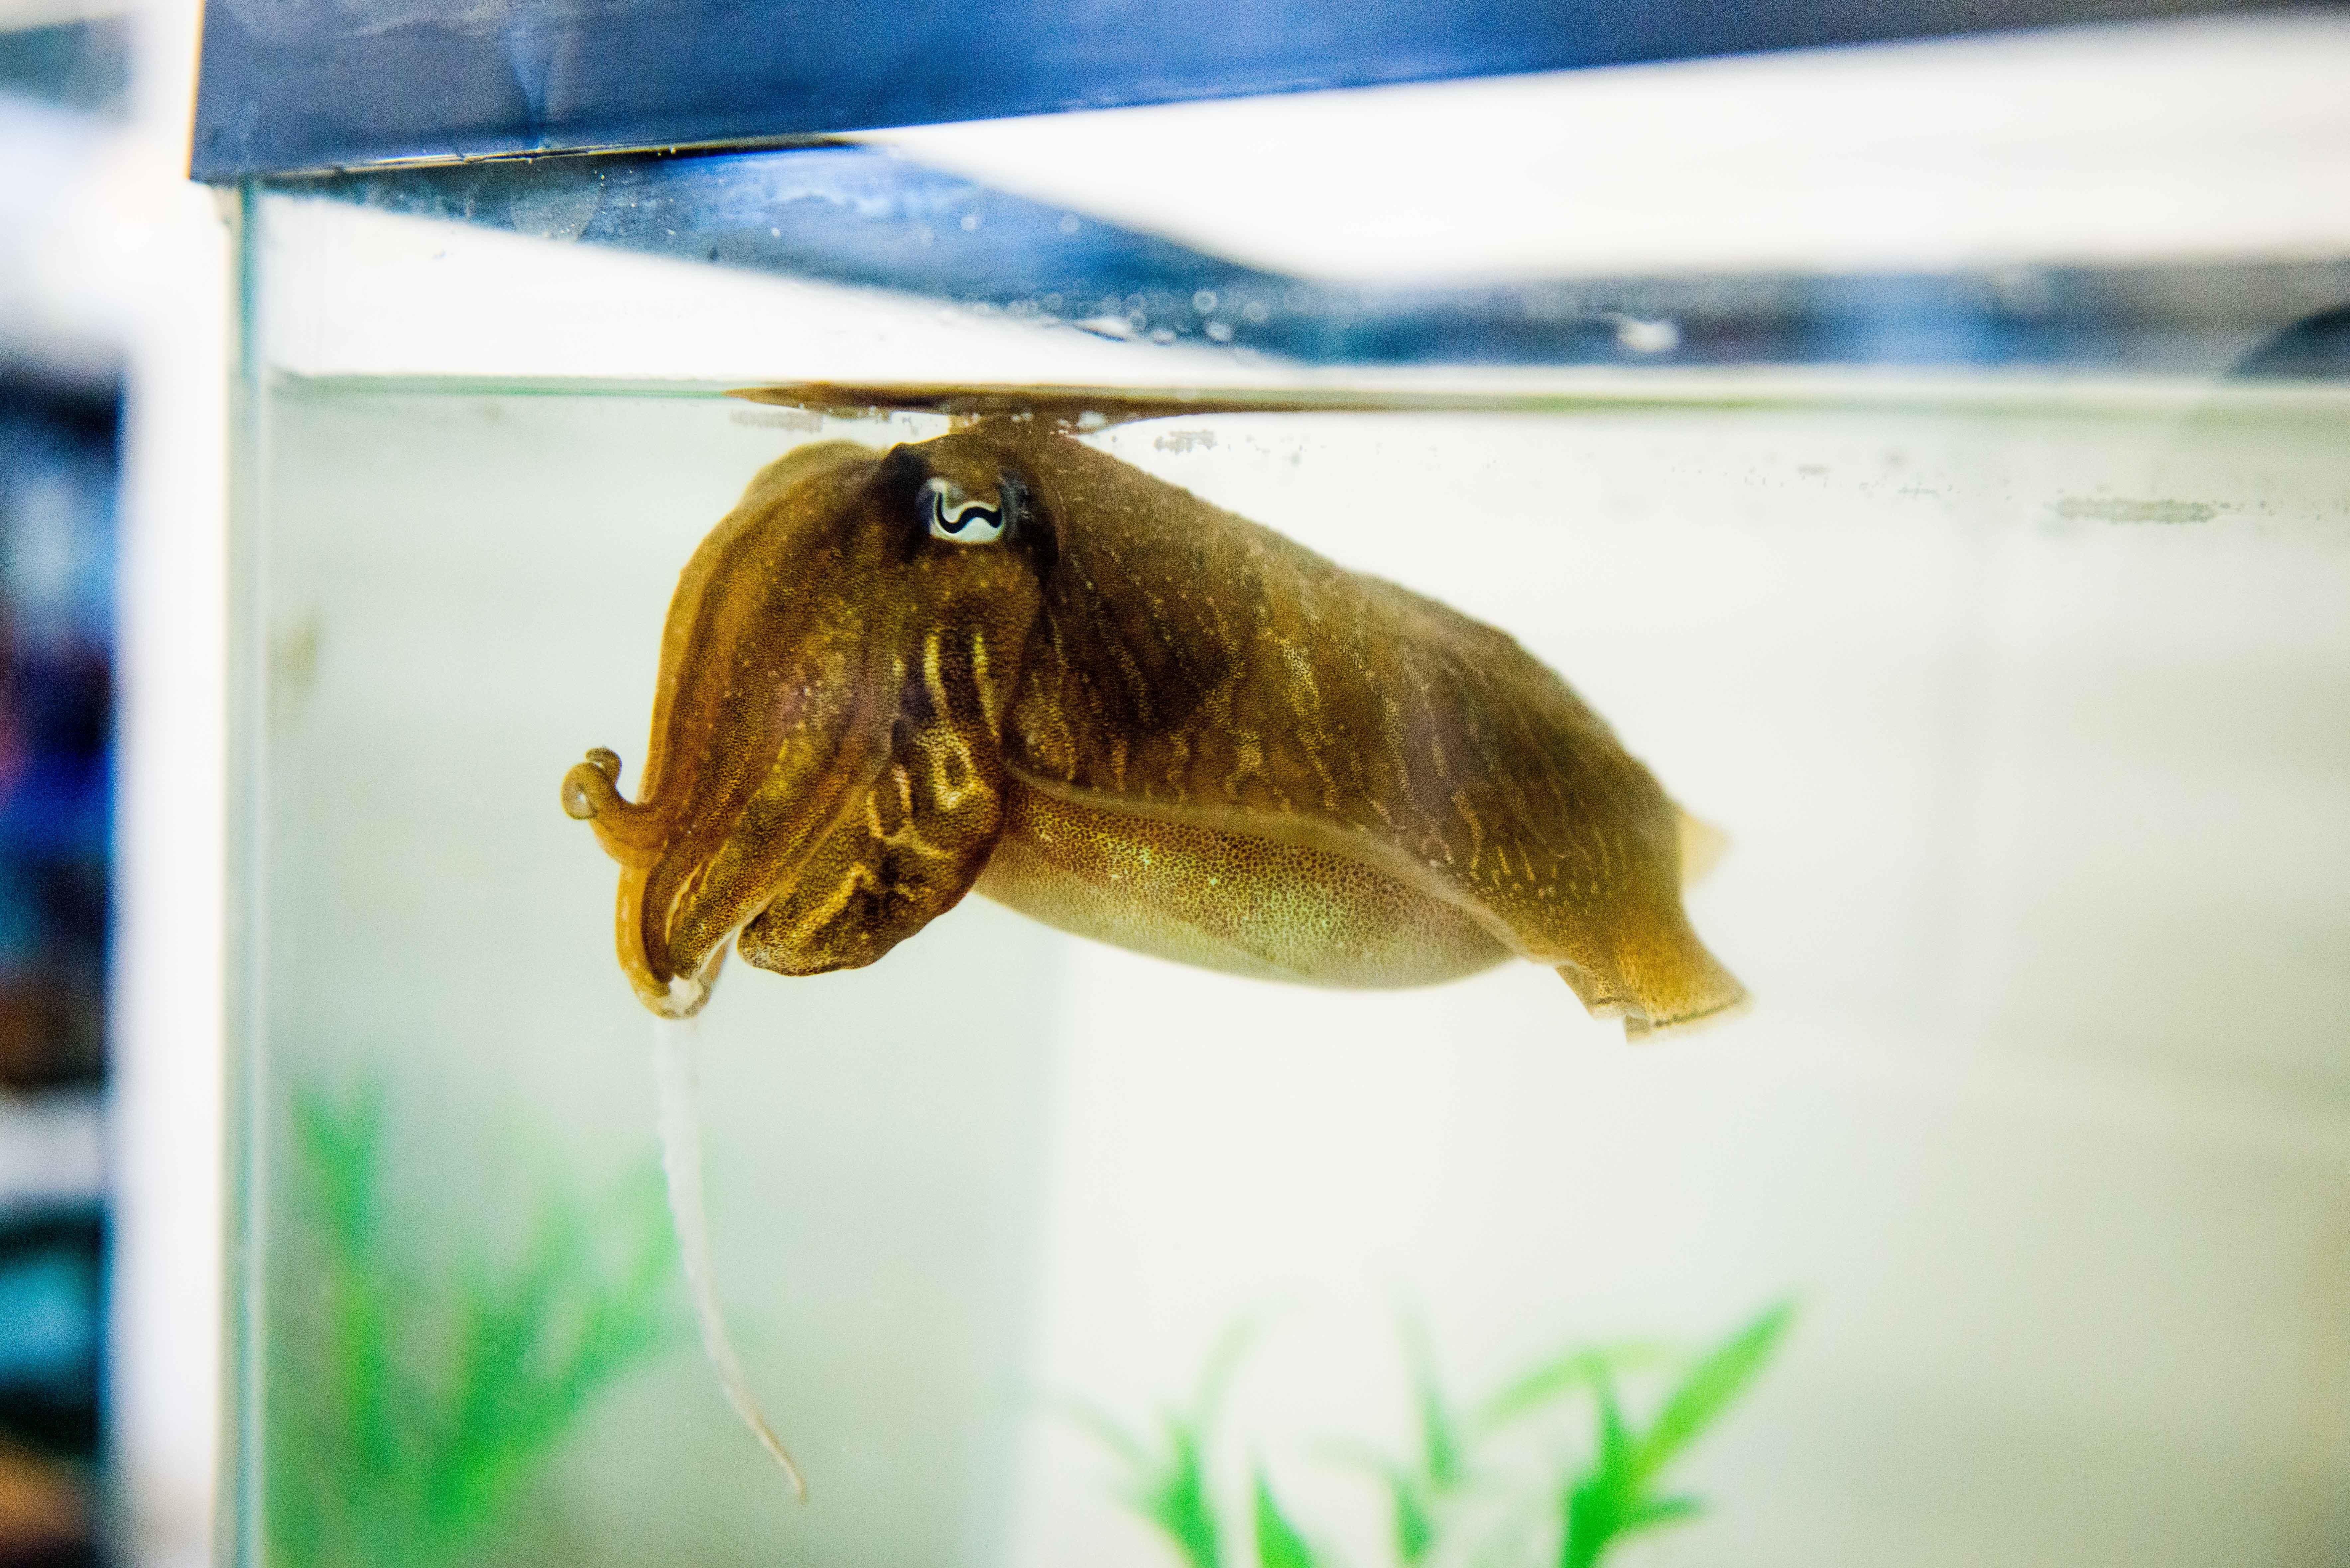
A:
652 1008 808 1500
1593 954 1750 1038
1553 861 1748 1038
1547 810 1745 1037
1555 945 1747 1038
1676 809 1729 885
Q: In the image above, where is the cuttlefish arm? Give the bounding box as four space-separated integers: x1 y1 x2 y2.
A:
562 442 901 1014
561 439 1038 1008
735 619 1012 975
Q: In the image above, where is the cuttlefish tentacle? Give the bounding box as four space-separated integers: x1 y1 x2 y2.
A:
652 1010 808 1500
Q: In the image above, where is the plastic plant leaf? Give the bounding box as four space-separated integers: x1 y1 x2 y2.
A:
1137 1318 1269 1568
1314 1440 1434 1565
1558 1375 1640 1568
1052 1395 1155 1472
1255 1467 1325 1568
1323 1312 1461 1565
1400 1315 1465 1493
273 1085 676 1568
1066 1301 1789 1568
428 1176 672 1537
1476 1341 1671 1434
1142 1423 1222 1568
1623 1494 1704 1535
1065 1319 1274 1568
1632 1302 1794 1487
1066 1405 1217 1568
1060 1390 1225 1563
1593 1376 1635 1492
1392 1475 1437 1565
1559 1472 1622 1568
1194 1317 1263 1429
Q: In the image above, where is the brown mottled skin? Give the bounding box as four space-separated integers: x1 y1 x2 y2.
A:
563 421 1744 1036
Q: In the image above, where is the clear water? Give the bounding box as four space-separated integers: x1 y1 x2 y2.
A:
240 374 2350 1567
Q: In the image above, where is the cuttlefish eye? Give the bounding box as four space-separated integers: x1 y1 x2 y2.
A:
923 476 1008 544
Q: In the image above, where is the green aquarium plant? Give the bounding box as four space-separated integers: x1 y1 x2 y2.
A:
1073 1302 1793 1568
1057 1320 1262 1568
265 1086 677 1568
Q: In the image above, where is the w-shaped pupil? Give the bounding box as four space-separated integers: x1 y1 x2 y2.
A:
926 480 1005 542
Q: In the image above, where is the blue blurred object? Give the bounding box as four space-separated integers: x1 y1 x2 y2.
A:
2231 302 2350 379
0 1206 104 1459
0 17 129 118
0 381 115 1090
190 0 2310 180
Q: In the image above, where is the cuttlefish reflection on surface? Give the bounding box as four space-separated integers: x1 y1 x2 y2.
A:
562 401 1746 1497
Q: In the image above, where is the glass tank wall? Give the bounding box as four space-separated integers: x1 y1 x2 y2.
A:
225 32 2350 1568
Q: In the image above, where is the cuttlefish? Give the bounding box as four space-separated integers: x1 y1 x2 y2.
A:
562 401 1744 1495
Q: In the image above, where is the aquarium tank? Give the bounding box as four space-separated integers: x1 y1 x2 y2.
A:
194 3 2350 1565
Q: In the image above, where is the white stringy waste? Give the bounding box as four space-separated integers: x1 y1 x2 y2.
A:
652 1009 809 1500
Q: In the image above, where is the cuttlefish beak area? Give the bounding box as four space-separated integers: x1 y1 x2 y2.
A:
562 435 1042 1017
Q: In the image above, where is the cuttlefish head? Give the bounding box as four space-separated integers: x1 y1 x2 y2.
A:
562 432 1050 1016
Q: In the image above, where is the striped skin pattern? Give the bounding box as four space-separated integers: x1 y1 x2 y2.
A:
564 421 1743 1037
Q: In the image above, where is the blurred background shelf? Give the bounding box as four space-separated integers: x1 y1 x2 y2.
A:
2 5 187 1567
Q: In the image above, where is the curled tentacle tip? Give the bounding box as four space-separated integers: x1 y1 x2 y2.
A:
559 774 597 820
561 748 626 820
